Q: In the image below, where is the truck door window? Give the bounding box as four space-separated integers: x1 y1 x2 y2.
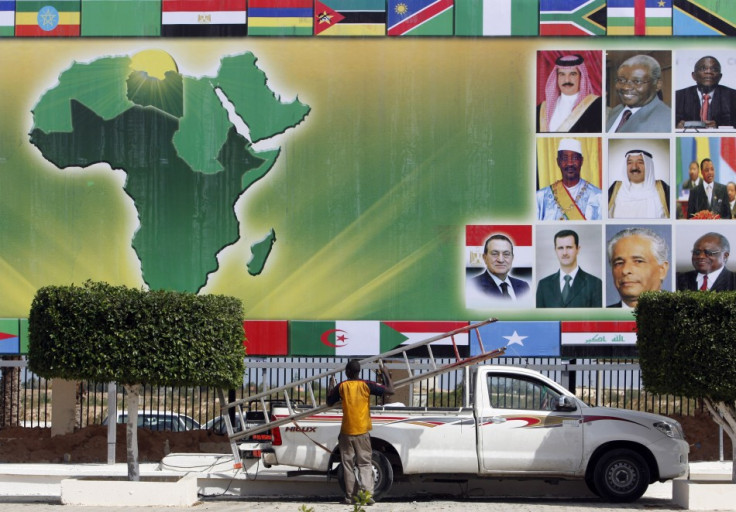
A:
487 375 561 411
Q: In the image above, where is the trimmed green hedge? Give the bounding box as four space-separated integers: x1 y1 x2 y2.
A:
636 290 736 402
28 281 245 389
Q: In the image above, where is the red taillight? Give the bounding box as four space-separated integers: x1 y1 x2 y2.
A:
270 426 282 445
269 415 282 445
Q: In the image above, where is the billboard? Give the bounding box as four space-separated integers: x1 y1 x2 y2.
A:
1 37 735 356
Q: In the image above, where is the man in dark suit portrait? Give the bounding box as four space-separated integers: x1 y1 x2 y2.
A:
676 232 736 291
607 227 669 309
682 161 702 192
676 56 736 129
536 229 602 308
728 182 736 219
686 158 731 219
606 54 671 133
470 234 530 302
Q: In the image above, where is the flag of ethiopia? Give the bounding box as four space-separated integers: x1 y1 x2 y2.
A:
15 0 80 36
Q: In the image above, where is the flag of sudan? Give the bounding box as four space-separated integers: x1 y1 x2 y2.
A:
314 0 385 36
674 0 736 35
608 0 673 35
387 0 454 36
0 318 20 355
0 0 14 36
161 0 247 37
248 0 312 36
15 0 80 36
81 0 161 36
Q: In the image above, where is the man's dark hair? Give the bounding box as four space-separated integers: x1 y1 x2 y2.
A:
694 56 721 73
554 229 579 247
701 158 713 170
346 359 361 378
483 234 514 255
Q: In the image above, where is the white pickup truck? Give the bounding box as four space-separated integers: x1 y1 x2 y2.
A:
260 365 688 502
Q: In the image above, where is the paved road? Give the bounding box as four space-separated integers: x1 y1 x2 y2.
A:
0 495 705 512
1 461 730 511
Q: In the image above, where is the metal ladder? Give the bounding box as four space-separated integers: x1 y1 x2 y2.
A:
219 317 504 467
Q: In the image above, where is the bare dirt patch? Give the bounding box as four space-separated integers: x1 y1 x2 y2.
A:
0 424 230 463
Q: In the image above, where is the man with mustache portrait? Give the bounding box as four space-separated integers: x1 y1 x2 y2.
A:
537 53 602 133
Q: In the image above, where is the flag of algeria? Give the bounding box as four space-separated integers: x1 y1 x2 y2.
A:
289 321 409 356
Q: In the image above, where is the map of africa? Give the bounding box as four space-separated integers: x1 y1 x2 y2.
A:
30 50 310 293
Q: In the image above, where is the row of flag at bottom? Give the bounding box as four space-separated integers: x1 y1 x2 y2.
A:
0 318 637 357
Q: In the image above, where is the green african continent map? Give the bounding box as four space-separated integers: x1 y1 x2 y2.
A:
30 52 310 293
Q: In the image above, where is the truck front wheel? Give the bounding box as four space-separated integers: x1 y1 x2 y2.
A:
336 450 394 500
592 448 650 502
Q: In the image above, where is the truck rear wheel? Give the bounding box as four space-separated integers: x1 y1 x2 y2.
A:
336 450 394 500
592 448 650 502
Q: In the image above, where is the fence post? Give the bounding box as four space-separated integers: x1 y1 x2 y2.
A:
107 382 117 464
560 361 570 392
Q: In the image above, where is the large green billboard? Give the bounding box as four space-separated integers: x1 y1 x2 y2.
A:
1 38 736 340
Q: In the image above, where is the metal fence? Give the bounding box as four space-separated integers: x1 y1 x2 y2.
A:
0 356 700 429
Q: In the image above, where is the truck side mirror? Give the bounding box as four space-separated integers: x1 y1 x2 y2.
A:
555 396 578 412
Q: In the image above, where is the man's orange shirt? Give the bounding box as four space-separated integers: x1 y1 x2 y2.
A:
328 379 387 435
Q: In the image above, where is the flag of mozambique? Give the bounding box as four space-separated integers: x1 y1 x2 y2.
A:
15 0 80 35
314 0 386 36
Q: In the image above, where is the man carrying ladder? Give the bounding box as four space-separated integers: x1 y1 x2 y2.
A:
327 359 395 505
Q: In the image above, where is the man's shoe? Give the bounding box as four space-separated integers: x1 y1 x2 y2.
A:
366 497 376 506
341 497 353 505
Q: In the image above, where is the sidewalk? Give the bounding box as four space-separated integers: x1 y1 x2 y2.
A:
0 460 731 511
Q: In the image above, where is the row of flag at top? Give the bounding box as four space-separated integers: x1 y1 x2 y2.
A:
1 0 735 38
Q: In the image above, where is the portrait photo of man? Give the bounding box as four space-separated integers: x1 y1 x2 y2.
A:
536 51 602 133
536 227 602 308
606 52 672 134
686 158 731 219
676 230 736 292
465 225 533 309
536 137 602 221
605 226 671 309
608 139 670 219
676 52 736 130
681 160 702 193
728 182 736 219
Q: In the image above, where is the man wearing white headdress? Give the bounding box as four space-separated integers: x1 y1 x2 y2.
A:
537 54 602 133
608 149 670 219
536 138 602 221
